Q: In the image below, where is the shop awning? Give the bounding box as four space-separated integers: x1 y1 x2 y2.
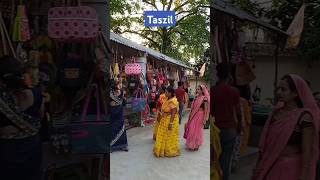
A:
110 32 196 71
212 1 289 36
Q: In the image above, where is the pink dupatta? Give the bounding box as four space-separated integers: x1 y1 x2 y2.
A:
254 74 319 180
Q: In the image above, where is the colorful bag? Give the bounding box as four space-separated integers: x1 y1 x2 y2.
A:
59 53 85 88
125 58 141 75
183 125 189 139
132 88 146 112
48 2 98 42
12 5 31 42
71 84 110 154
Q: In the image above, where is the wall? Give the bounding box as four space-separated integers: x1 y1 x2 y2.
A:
189 79 210 94
250 56 320 105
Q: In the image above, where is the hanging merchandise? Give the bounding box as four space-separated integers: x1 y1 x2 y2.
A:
132 88 146 112
125 57 142 75
48 0 99 42
127 75 140 92
235 61 256 86
113 47 120 77
59 51 86 89
95 30 111 76
167 67 175 80
71 83 109 154
0 0 14 19
0 12 16 58
12 4 31 42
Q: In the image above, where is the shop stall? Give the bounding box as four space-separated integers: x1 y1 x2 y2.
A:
110 32 195 129
0 0 110 179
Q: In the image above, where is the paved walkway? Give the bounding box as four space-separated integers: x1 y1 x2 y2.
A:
110 115 210 180
230 150 258 180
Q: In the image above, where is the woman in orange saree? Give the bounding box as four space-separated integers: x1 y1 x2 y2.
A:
253 74 319 180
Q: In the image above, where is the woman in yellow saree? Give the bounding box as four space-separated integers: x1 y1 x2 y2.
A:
211 116 223 180
154 86 180 157
153 86 167 140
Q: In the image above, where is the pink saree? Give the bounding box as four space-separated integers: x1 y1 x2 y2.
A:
185 85 210 150
254 74 319 180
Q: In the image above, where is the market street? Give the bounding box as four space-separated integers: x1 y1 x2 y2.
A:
110 114 210 180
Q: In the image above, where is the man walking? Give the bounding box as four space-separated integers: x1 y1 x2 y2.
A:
175 81 186 124
212 63 241 180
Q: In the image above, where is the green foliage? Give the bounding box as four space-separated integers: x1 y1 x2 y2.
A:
264 0 320 60
110 0 210 64
233 0 320 61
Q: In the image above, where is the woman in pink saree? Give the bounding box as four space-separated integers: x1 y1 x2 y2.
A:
184 85 210 151
253 74 319 180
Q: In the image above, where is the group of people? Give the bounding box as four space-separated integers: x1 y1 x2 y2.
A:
212 62 320 180
153 82 210 157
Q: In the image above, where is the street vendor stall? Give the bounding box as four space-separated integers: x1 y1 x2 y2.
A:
110 32 195 129
0 0 110 179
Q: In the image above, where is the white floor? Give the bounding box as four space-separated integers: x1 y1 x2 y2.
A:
110 115 210 180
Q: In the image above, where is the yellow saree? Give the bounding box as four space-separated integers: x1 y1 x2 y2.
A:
153 94 167 140
153 97 180 157
211 116 222 180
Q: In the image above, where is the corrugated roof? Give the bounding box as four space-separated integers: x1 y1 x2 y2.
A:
110 32 195 70
212 0 289 36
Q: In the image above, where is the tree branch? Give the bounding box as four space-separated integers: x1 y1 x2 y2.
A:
174 1 189 11
167 0 174 11
176 10 190 16
143 0 158 10
176 11 198 25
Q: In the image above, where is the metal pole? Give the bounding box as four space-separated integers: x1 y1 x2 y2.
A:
274 41 280 105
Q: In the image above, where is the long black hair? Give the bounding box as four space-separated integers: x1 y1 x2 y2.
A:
166 86 175 98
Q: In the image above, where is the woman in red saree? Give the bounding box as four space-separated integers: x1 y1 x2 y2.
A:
184 85 210 151
253 74 319 180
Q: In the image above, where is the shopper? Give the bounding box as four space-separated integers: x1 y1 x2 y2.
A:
184 85 209 151
153 86 167 140
253 74 319 180
153 86 180 157
175 81 186 124
0 56 43 180
212 63 241 180
110 80 128 152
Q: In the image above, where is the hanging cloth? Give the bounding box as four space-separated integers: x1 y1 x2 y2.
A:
12 4 31 42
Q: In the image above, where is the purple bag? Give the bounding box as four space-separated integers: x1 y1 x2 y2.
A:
71 84 110 154
132 88 146 112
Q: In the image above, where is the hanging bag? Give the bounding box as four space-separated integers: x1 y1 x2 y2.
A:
59 51 86 88
71 83 110 154
12 2 31 42
125 57 141 75
132 88 146 112
48 0 99 42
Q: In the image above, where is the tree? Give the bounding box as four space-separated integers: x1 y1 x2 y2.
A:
264 0 320 61
110 0 210 64
233 0 320 61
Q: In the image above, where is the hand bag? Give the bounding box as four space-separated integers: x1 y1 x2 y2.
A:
48 0 98 42
125 57 141 75
132 88 146 112
71 84 110 154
